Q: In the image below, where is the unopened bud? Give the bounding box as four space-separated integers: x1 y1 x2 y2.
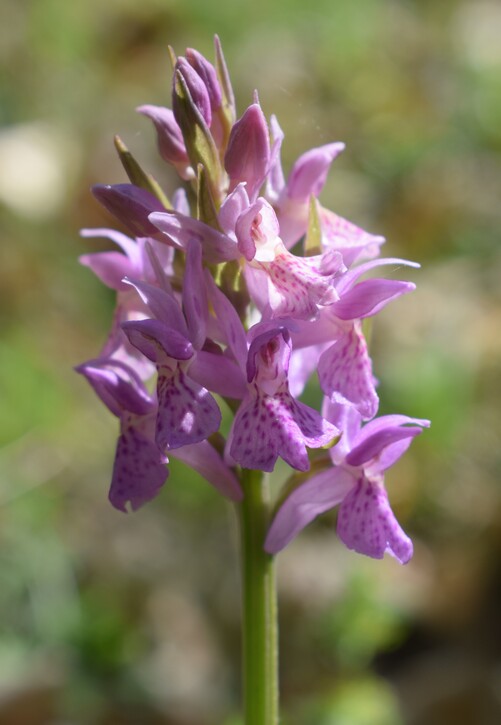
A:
92 184 165 237
186 48 222 113
224 103 270 201
173 57 212 128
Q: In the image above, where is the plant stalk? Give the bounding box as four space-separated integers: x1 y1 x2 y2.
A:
239 469 279 725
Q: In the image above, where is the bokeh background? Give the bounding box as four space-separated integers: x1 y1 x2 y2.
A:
1 0 500 723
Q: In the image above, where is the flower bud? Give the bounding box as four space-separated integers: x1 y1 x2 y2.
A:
185 47 222 113
224 102 270 201
136 105 189 168
173 57 212 128
92 184 165 237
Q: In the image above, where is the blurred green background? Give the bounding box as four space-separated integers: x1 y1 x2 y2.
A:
1 0 500 723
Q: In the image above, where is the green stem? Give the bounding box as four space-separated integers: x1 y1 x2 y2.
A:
239 469 279 725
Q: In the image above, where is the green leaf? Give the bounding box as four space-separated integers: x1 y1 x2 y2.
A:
113 135 172 209
214 34 236 151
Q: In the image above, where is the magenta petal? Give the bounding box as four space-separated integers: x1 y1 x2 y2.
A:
347 415 430 470
318 325 378 420
286 142 345 203
288 343 328 398
336 257 420 296
266 114 285 203
109 426 168 512
183 239 208 350
156 366 221 450
80 227 141 265
218 183 250 237
189 350 246 399
205 272 248 373
331 279 416 320
149 211 239 264
319 207 385 267
346 426 422 468
79 251 136 291
265 467 354 553
122 319 193 363
76 359 154 417
123 279 188 336
235 199 279 261
337 478 413 564
136 105 188 165
171 440 242 501
247 327 290 387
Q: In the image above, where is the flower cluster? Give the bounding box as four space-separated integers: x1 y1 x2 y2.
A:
77 37 429 563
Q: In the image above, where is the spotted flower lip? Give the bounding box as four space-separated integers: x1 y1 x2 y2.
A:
265 405 430 561
235 198 346 320
226 326 340 473
122 240 222 452
75 357 169 512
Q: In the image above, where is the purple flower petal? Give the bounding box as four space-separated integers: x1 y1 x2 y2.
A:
337 477 413 564
346 427 422 469
348 415 430 471
319 207 385 267
76 359 154 417
265 467 354 553
136 105 190 169
265 114 285 204
331 279 416 320
156 366 221 450
318 324 379 419
122 319 193 364
92 184 165 238
247 327 291 388
189 350 246 400
110 423 168 512
79 251 137 291
80 227 141 265
286 142 345 203
336 257 420 297
183 239 208 350
218 183 250 238
205 272 248 374
149 211 239 264
123 278 188 336
171 440 242 501
235 198 280 262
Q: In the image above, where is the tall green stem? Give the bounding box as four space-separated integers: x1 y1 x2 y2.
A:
239 469 279 725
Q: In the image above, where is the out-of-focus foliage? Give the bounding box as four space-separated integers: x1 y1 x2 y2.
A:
0 0 500 723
